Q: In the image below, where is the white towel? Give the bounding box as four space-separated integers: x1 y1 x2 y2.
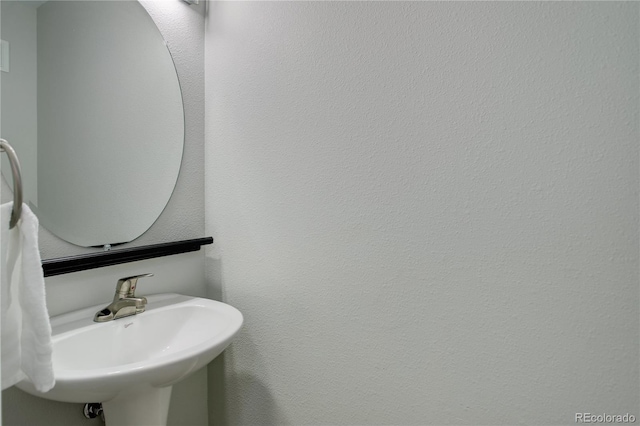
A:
1 202 54 392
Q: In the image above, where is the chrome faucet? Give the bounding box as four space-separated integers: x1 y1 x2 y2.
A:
94 273 154 322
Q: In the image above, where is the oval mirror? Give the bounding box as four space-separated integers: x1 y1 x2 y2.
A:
1 0 184 247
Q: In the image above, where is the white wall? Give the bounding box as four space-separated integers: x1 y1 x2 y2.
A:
204 2 639 424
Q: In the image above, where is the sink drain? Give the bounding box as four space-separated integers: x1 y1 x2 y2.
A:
83 403 104 421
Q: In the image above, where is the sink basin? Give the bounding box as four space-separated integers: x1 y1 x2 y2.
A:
17 293 243 425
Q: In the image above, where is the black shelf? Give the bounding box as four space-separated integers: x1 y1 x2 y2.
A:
42 237 213 277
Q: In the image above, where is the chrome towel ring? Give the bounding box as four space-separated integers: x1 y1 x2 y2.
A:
0 139 23 229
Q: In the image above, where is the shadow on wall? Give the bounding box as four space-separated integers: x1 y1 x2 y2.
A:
206 256 287 426
208 353 287 426
2 387 94 426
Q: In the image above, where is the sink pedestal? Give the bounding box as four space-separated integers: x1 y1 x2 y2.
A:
102 385 173 426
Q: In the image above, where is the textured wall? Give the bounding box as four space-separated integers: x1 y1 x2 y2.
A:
204 2 638 424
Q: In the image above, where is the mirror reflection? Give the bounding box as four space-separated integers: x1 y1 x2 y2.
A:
1 0 184 247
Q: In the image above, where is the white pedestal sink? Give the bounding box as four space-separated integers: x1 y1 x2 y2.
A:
16 293 243 426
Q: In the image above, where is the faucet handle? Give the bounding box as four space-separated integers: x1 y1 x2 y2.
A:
115 273 154 300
